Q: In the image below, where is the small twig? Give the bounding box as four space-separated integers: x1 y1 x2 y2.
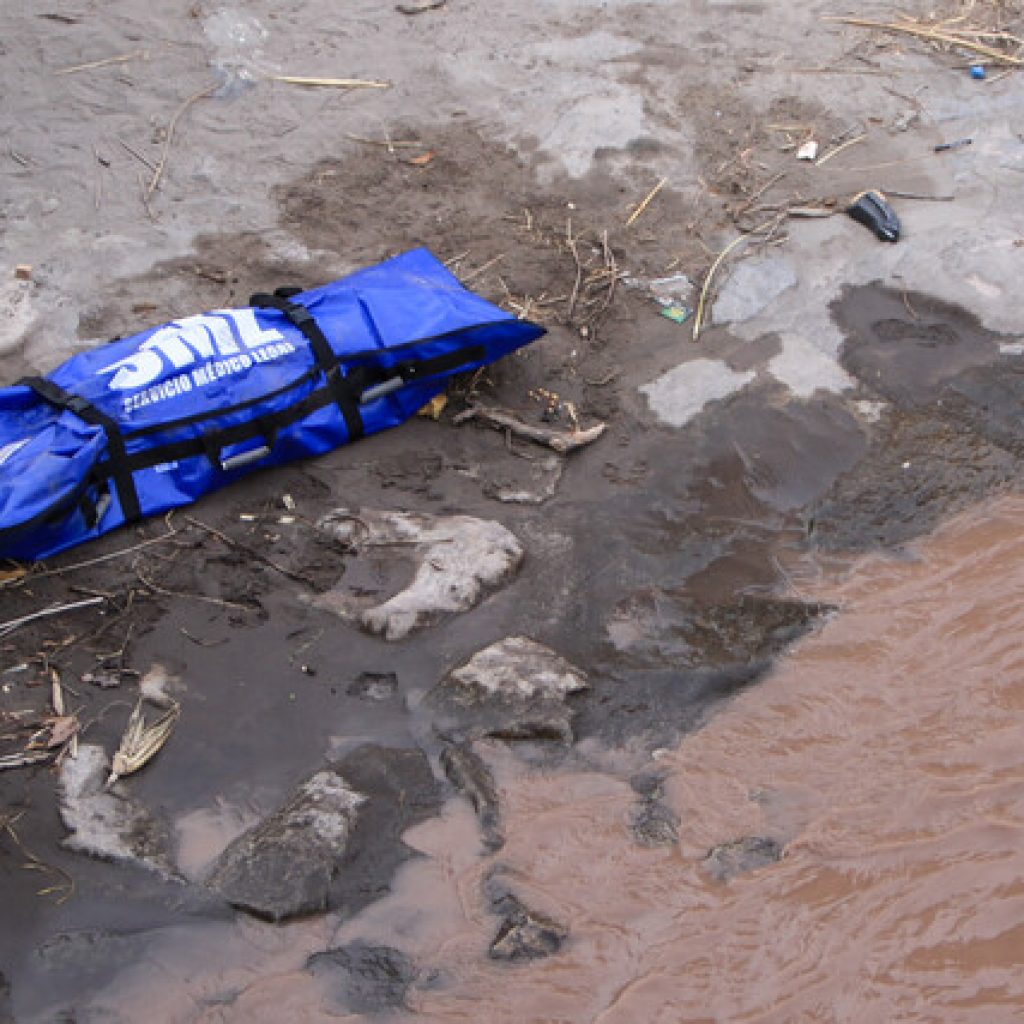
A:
566 219 583 324
55 51 145 75
816 133 867 167
135 571 254 612
737 171 786 216
139 170 157 222
585 367 621 386
179 627 227 648
881 189 955 201
0 597 104 641
269 75 391 88
183 515 314 585
595 229 620 319
396 0 446 13
344 133 422 149
986 68 1015 84
1 812 75 903
625 177 668 227
460 253 505 284
901 287 920 320
454 403 606 454
825 16 1024 66
0 751 54 771
147 84 217 199
28 520 181 578
118 137 158 172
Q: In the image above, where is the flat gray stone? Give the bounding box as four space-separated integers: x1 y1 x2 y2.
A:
712 255 797 325
59 744 172 876
482 453 564 505
206 768 365 921
315 509 524 641
447 636 588 703
640 358 755 429
432 637 589 744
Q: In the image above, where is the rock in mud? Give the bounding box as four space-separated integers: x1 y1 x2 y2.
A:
440 741 504 851
488 896 567 962
58 744 172 875
630 799 680 848
347 671 399 701
327 745 443 921
432 636 589 743
712 254 797 325
703 836 783 882
315 509 524 640
627 772 679 847
205 767 365 921
307 942 417 1014
480 452 565 505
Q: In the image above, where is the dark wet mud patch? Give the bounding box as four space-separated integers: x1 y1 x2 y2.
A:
307 941 418 1014
569 593 832 749
810 408 1021 551
813 284 1024 551
832 283 1009 407
604 592 833 671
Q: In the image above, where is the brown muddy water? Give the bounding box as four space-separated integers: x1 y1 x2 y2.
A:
67 494 1024 1022
399 496 1024 1024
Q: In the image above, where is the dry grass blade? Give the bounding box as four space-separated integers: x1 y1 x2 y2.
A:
0 751 54 771
147 85 218 199
828 14 1024 65
0 595 104 640
692 216 783 342
816 133 867 166
55 50 145 75
270 75 391 89
625 177 668 227
106 699 180 788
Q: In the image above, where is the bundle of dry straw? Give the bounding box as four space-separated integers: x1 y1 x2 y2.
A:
829 0 1024 67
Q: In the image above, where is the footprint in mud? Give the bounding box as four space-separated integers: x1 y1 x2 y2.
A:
813 283 1024 551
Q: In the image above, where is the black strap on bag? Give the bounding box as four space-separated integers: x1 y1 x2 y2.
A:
249 288 365 442
18 376 141 523
356 346 488 402
249 287 487 411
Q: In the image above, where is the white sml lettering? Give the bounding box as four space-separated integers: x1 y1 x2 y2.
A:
0 438 29 467
98 310 284 391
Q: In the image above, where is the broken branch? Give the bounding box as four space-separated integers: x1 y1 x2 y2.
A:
454 403 607 453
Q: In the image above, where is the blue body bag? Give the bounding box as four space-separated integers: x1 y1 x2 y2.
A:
0 249 544 561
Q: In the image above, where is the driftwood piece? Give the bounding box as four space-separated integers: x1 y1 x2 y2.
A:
453 403 606 454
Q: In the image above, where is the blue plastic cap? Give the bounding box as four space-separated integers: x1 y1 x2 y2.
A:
970 64 986 79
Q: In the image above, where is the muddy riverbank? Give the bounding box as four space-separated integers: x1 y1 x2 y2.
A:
4 1 1024 1021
